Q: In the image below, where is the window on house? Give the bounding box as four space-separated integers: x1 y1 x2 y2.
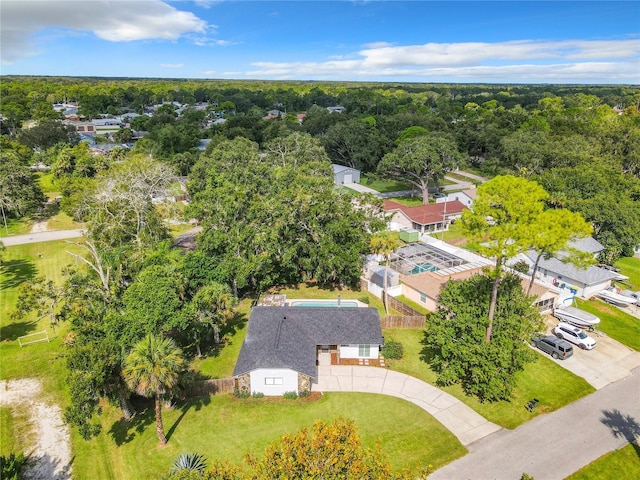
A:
420 292 427 303
358 344 370 357
265 377 283 385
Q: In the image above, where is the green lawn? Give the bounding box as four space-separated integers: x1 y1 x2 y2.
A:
191 298 252 379
615 257 640 290
71 392 466 480
37 172 59 199
388 195 425 207
0 217 33 237
565 443 640 479
575 298 640 351
360 174 412 193
0 406 35 457
3 247 467 477
395 295 430 315
383 328 595 429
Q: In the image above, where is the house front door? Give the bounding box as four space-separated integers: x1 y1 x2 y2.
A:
318 345 331 365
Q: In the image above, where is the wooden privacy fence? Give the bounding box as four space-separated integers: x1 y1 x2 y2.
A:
187 378 234 397
385 294 425 317
381 315 425 328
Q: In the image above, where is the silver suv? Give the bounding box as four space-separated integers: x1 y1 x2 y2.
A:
531 335 574 360
553 322 596 350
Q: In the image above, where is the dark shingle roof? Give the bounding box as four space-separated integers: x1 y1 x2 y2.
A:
233 306 383 379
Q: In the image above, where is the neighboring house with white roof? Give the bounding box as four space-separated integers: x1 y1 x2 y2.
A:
233 306 383 396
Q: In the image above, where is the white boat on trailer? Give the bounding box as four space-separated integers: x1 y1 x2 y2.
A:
597 288 637 306
552 305 601 329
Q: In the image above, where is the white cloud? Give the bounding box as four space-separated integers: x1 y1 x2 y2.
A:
1 0 209 64
160 63 184 68
247 39 640 82
362 41 394 49
193 0 222 9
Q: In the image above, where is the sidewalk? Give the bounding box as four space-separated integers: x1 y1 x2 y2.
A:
312 365 501 446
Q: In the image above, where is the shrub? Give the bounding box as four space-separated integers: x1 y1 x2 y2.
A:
252 391 265 399
0 453 27 480
382 339 404 360
358 294 370 304
233 388 250 399
512 260 530 274
299 389 310 398
283 391 298 400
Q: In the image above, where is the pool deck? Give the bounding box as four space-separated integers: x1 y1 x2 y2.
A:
285 298 369 307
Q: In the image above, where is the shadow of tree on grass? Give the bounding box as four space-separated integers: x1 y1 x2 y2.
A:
108 398 154 446
1 258 37 289
165 395 211 442
0 320 39 341
600 409 640 459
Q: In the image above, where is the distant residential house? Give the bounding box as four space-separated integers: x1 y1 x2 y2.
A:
444 188 477 208
400 265 558 313
384 199 466 233
376 239 557 313
73 122 96 134
512 237 619 299
327 106 346 113
332 164 360 185
233 306 384 396
91 118 121 127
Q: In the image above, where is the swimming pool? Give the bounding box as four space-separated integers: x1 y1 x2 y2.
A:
411 263 438 274
290 300 359 307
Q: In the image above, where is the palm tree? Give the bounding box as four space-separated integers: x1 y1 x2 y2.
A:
123 334 186 446
370 231 402 315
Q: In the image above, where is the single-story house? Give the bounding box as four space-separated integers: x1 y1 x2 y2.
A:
510 237 619 299
384 200 466 234
327 106 346 113
519 252 618 299
567 237 604 259
332 164 361 185
443 188 477 208
400 266 558 313
233 306 384 396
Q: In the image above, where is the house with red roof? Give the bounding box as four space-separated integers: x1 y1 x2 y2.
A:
384 199 467 234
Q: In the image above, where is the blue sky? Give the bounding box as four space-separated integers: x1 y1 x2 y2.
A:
1 1 639 83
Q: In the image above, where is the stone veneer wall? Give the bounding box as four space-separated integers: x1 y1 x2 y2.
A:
236 373 251 395
298 373 311 393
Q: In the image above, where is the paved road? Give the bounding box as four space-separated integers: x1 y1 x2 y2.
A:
451 170 488 183
0 229 85 246
431 367 640 480
312 365 501 446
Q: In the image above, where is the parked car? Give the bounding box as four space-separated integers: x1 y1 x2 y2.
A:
530 335 574 360
553 322 596 350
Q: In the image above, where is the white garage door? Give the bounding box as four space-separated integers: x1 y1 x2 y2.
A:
343 173 353 184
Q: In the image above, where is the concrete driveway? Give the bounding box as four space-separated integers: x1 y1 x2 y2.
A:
542 316 640 389
312 365 501 446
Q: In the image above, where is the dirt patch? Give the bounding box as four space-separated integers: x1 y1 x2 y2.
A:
0 379 72 480
30 220 49 233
